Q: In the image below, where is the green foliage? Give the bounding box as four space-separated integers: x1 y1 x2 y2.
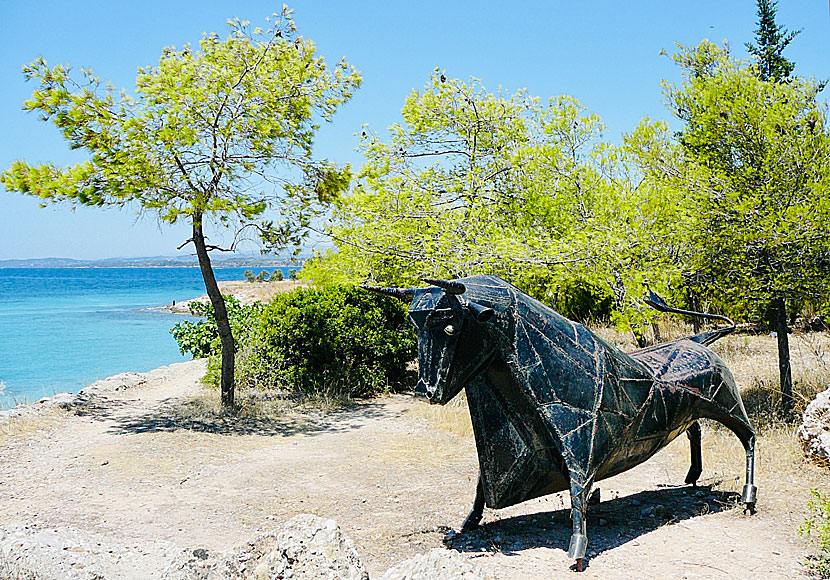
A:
554 277 615 322
238 285 416 399
304 72 683 331
745 0 800 83
244 270 255 282
170 296 263 359
800 489 830 578
640 41 830 322
269 269 284 281
2 9 361 239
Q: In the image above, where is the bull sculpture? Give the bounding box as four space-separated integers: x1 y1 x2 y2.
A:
367 274 757 571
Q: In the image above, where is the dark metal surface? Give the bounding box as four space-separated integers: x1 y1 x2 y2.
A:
367 274 757 569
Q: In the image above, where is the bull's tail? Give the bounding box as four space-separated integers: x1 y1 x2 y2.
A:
644 288 735 346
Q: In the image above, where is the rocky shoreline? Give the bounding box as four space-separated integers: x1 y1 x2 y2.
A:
155 279 305 314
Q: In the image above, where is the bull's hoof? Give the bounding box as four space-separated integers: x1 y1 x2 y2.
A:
684 466 702 486
568 533 587 560
744 502 757 515
742 483 758 506
460 513 482 533
574 558 585 572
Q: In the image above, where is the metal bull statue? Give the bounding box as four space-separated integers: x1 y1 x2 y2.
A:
366 274 757 571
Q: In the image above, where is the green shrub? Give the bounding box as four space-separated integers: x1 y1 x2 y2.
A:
171 286 417 401
170 296 263 359
243 285 416 399
269 269 284 282
801 488 830 578
553 277 614 322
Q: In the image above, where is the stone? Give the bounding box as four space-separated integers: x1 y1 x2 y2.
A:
0 524 186 580
163 514 368 580
798 387 830 464
380 548 486 580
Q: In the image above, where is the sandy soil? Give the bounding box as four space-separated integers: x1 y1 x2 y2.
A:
0 358 823 579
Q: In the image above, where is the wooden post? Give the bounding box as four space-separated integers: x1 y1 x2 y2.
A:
770 296 793 416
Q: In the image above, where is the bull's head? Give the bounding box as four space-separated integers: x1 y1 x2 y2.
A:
366 278 495 405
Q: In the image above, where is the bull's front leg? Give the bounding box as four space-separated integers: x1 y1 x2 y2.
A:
568 479 590 572
461 472 485 532
685 421 703 485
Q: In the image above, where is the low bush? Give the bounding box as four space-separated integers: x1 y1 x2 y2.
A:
242 285 416 399
171 286 417 401
801 488 830 578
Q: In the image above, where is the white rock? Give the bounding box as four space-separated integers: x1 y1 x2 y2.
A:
164 514 368 580
380 548 486 580
0 524 187 580
798 387 830 463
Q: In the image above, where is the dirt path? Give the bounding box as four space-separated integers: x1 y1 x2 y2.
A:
0 361 817 579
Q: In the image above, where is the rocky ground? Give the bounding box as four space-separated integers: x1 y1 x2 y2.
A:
1 359 825 579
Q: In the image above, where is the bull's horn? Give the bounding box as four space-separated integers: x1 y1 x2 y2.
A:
362 285 416 303
422 278 466 295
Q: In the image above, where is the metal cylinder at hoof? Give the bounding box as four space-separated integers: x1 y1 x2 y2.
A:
568 533 587 559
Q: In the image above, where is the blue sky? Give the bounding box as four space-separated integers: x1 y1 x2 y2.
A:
1 1 828 260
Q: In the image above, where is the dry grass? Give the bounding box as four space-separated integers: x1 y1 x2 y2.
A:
408 393 473 439
0 410 65 447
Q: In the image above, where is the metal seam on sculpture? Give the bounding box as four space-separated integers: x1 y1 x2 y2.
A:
522 322 595 379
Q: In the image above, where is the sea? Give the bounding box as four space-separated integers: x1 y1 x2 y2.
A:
0 267 289 408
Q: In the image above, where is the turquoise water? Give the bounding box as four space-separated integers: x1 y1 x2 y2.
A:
0 267 287 408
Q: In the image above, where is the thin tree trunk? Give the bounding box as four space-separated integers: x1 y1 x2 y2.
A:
687 289 702 334
192 215 235 409
651 322 662 343
769 296 793 416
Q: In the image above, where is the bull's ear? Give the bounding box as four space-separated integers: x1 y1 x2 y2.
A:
468 301 494 322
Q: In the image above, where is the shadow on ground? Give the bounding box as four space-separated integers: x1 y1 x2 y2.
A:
67 392 403 438
443 484 742 568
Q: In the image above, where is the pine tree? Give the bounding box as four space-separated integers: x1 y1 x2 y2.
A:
745 0 800 82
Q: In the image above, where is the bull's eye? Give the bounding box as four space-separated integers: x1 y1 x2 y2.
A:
444 324 456 336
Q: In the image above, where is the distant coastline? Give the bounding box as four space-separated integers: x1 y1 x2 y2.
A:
0 255 307 269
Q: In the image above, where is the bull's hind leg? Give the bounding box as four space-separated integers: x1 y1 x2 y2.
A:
461 472 485 532
685 421 703 485
713 413 758 514
741 433 758 514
